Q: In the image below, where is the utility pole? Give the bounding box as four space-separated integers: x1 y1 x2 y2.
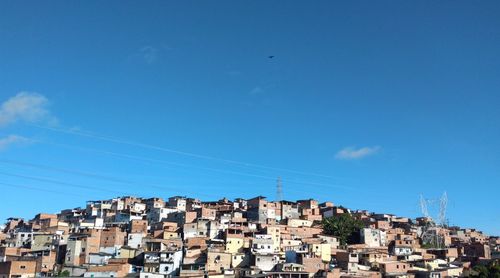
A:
276 176 283 201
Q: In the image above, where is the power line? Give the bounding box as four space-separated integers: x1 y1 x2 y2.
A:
30 124 341 180
0 159 141 186
0 157 367 202
10 126 388 198
32 139 356 191
0 163 236 200
0 171 127 195
0 159 393 208
0 181 85 197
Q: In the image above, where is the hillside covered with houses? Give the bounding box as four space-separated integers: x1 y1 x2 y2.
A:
0 195 498 278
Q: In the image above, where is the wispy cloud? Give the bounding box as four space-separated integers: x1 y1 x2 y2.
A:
249 86 265 96
139 46 159 64
0 135 31 151
135 44 173 64
0 92 57 127
335 146 381 160
243 86 275 107
225 70 242 76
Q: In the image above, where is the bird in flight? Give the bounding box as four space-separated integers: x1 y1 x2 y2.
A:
268 55 274 59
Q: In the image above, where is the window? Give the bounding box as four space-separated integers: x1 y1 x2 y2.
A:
20 266 26 269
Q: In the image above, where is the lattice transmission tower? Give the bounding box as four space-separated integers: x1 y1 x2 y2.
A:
419 192 448 248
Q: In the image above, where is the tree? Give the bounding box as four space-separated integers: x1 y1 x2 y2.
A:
322 213 364 246
490 260 500 278
471 260 500 278
472 265 489 278
57 270 70 277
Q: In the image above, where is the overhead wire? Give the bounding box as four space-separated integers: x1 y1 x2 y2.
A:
32 139 357 191
30 124 344 180
0 159 334 199
0 164 237 200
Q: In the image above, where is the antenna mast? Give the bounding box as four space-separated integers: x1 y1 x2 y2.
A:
276 177 283 201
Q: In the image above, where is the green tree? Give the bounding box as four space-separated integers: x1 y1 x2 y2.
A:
471 260 500 278
322 213 364 246
486 260 500 278
57 270 70 277
473 265 489 278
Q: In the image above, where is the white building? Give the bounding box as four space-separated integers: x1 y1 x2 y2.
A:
65 238 83 266
168 197 187 211
255 254 279 271
127 233 144 249
252 234 274 255
147 207 178 223
360 228 387 247
88 252 113 265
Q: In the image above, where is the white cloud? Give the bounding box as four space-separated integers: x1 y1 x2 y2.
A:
225 70 242 76
335 146 381 160
0 92 57 127
139 46 159 64
0 135 31 151
134 44 172 64
249 86 264 95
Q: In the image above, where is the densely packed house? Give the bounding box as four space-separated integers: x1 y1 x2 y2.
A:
0 195 497 278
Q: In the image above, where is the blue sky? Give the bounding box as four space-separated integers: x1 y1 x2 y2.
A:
0 1 499 235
